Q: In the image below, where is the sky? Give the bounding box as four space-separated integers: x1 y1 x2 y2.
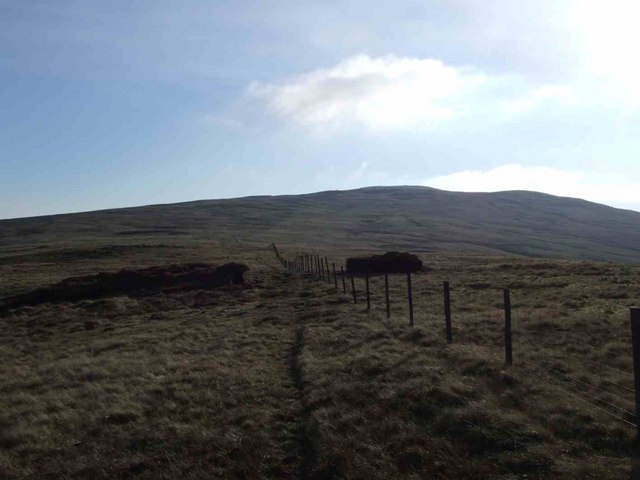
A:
2 0 640 219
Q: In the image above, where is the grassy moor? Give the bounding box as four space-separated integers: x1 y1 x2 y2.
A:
2 187 640 479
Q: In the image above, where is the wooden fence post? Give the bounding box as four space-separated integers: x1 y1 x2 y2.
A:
320 256 325 280
325 257 331 283
351 275 357 304
504 289 513 366
407 272 414 327
385 274 390 318
630 307 640 439
444 281 452 344
332 263 338 289
365 273 371 311
341 266 346 293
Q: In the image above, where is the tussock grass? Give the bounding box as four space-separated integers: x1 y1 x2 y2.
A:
1 244 639 478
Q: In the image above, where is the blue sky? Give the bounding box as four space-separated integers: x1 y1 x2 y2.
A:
2 0 640 219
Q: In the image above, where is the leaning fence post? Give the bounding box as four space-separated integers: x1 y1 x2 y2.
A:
444 281 452 344
351 275 357 304
332 263 338 289
407 272 414 327
341 266 346 293
504 289 513 366
385 274 390 318
630 307 640 439
365 273 371 311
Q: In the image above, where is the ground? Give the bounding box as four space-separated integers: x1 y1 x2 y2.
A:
1 241 639 479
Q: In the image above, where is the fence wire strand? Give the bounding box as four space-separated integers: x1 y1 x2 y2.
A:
523 367 638 429
277 246 639 432
546 367 635 408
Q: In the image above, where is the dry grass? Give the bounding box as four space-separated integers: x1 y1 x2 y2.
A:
1 243 640 478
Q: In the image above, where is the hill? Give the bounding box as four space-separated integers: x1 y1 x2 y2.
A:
2 186 640 263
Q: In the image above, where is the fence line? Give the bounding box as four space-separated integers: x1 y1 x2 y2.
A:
273 244 640 436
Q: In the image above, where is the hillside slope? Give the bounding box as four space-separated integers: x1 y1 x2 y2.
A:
2 186 640 263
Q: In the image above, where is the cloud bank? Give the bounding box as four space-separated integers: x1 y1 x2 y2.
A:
424 164 640 209
247 54 575 132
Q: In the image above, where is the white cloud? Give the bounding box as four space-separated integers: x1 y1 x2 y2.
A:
568 0 640 105
247 54 575 132
424 164 640 210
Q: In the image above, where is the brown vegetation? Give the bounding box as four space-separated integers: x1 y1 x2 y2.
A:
346 251 423 274
0 263 249 311
1 242 639 478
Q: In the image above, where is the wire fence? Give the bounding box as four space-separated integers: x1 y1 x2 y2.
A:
271 243 640 438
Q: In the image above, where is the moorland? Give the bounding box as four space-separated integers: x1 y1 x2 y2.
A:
2 186 640 479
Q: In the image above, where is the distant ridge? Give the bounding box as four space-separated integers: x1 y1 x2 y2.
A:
2 186 640 263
